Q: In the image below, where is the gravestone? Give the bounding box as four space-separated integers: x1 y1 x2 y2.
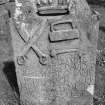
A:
9 0 100 105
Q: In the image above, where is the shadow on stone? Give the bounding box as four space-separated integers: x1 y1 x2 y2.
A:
100 26 105 33
3 61 20 96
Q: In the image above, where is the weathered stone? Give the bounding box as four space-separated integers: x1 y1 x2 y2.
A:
10 0 100 105
0 6 13 61
0 0 9 5
0 5 19 105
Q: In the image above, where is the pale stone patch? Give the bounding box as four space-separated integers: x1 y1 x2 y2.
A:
23 76 45 79
14 0 23 24
15 0 22 7
21 23 31 38
14 8 22 19
87 85 94 95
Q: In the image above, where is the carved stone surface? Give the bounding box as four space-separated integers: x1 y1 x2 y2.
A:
0 5 19 105
9 0 99 105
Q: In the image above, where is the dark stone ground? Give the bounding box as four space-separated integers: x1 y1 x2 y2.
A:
0 1 105 105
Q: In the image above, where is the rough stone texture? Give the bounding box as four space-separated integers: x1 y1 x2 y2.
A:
0 0 9 5
0 5 19 105
91 5 105 105
0 7 13 62
10 0 99 105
